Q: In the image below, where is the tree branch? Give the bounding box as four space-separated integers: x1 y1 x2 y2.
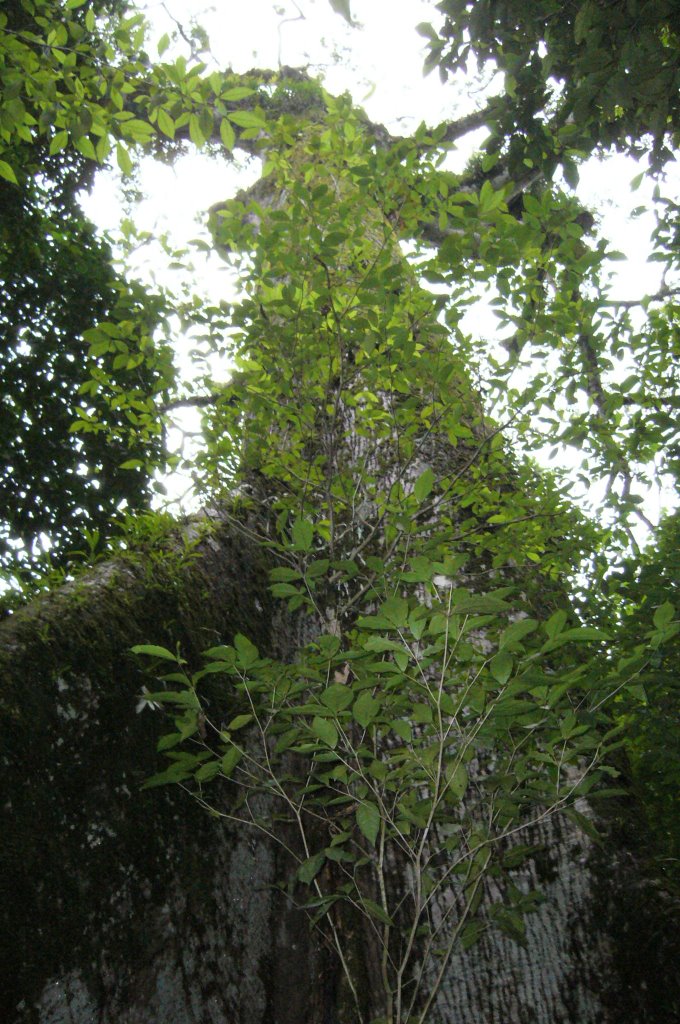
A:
161 393 226 412
430 100 497 146
601 286 680 309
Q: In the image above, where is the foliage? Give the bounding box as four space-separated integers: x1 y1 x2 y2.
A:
0 0 173 579
411 0 680 548
602 511 680 886
136 597 624 1022
422 0 680 168
2 0 680 1019
136 101 674 1020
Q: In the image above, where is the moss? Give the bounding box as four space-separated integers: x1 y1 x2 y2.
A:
0 511 277 1021
592 797 680 1022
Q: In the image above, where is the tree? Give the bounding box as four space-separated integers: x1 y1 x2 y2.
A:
1 2 679 1022
0 0 174 585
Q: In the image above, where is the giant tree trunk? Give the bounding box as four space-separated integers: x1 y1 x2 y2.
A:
2 112 675 1023
0 506 673 1024
1 513 322 1024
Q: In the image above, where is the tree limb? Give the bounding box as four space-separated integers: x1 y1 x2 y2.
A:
162 393 227 412
601 286 680 309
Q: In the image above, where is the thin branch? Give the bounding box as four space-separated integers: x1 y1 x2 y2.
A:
161 393 228 412
277 0 305 69
601 286 680 309
161 3 204 61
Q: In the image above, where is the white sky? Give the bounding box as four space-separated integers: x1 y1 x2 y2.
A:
81 0 678 528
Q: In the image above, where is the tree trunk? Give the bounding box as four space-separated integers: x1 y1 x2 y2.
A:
1 512 322 1024
3 115 676 1024
0 510 674 1023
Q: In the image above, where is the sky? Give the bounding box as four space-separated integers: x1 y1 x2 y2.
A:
81 0 677 526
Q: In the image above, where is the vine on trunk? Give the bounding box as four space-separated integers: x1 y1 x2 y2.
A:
134 104 669 1023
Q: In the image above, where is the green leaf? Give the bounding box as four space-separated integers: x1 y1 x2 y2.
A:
490 906 527 946
500 618 538 649
324 845 354 863
234 633 259 669
203 645 235 662
544 610 568 639
270 567 302 582
315 634 341 658
356 801 380 845
226 713 253 731
391 719 411 741
195 760 220 782
189 113 205 148
321 683 353 713
270 582 301 598
412 702 433 725
274 728 301 754
75 135 96 160
416 21 438 41
306 558 330 578
653 601 675 629
452 593 511 614
445 762 468 801
363 636 402 652
49 131 68 155
291 517 314 551
460 920 485 950
478 179 503 214
360 897 393 926
222 87 256 101
562 158 579 189
220 746 243 778
298 851 325 884
157 732 182 752
157 107 175 139
354 691 380 727
220 117 236 151
490 650 513 685
141 767 186 790
0 160 18 184
116 142 133 176
131 644 178 661
228 110 267 130
558 626 609 642
380 596 409 628
328 0 354 25
414 467 435 503
311 716 339 747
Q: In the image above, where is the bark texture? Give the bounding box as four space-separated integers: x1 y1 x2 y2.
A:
1 511 319 1024
0 366 645 1014
3 98 678 1023
0 508 676 1024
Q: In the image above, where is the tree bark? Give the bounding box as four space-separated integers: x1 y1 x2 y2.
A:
3 97 677 1024
0 510 676 1023
1 511 323 1024
2 507 675 1019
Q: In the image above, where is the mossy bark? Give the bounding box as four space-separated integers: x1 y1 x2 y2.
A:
0 510 321 1024
0 512 676 1024
2 116 677 1024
